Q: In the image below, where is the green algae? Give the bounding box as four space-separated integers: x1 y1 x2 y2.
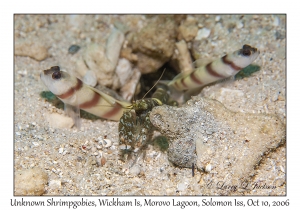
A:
153 136 169 152
234 64 260 80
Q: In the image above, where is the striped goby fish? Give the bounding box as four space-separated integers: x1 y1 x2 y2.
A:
40 66 131 121
168 44 260 91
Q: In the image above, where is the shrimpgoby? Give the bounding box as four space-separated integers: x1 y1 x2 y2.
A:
168 44 260 91
40 66 131 122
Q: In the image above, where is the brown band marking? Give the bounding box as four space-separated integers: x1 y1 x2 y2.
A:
190 71 203 85
102 103 122 119
206 62 224 78
181 78 188 89
174 81 180 89
222 55 242 71
57 78 83 99
79 92 100 109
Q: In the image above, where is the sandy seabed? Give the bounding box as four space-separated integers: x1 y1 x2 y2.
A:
14 14 286 195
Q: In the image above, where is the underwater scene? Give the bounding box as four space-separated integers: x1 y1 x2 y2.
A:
14 14 286 196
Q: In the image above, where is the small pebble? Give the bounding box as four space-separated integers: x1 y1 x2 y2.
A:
129 165 141 176
68 45 80 54
236 21 244 29
206 130 213 135
195 28 211 40
273 16 280 26
101 157 106 166
166 188 173 194
83 70 97 87
205 164 212 172
115 58 133 86
102 139 112 148
215 16 221 22
280 166 285 173
271 92 279 102
197 23 204 28
58 148 64 154
278 95 285 101
49 180 61 189
32 142 39 147
119 144 131 150
17 70 27 76
177 183 186 192
45 113 74 129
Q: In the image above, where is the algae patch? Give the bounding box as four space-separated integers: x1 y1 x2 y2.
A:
153 136 169 152
234 64 260 80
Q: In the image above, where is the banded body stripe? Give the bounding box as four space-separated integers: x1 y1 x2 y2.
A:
40 66 131 121
168 45 260 91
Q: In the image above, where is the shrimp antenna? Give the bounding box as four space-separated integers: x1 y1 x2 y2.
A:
142 68 166 99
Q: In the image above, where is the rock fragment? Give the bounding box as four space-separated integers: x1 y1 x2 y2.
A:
15 168 48 195
170 40 194 73
75 27 125 89
129 165 141 176
119 68 141 101
68 44 80 54
82 70 97 87
49 180 61 190
177 16 198 42
15 40 49 61
150 96 285 194
177 182 187 192
130 15 177 74
45 113 74 129
195 28 211 40
115 58 133 87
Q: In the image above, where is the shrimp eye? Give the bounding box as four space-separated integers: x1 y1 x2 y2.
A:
242 49 251 56
52 71 61 80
